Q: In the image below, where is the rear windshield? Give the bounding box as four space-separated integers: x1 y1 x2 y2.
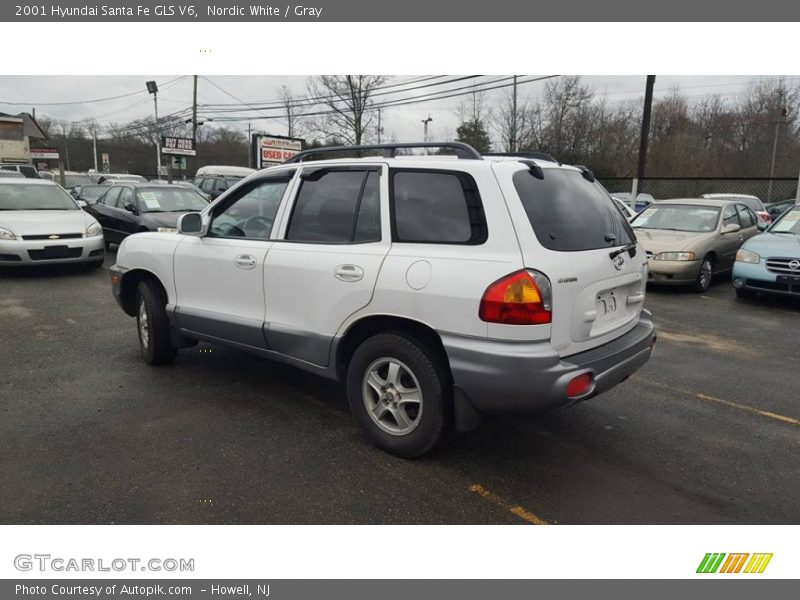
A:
513 168 634 251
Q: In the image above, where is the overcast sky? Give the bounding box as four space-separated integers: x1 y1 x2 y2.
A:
0 75 789 142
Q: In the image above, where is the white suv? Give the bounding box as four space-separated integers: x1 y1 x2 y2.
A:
110 143 655 457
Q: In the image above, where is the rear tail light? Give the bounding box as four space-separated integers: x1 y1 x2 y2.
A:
479 269 552 325
566 373 594 398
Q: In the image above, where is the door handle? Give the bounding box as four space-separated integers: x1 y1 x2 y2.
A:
234 254 257 269
334 264 364 282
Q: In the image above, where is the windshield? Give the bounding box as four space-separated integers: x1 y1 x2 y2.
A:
632 204 720 233
770 206 800 234
0 184 78 210
136 187 208 212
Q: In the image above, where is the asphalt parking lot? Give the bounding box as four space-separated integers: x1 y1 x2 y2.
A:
1 251 798 525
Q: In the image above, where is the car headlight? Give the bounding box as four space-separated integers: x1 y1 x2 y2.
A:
0 226 16 241
653 252 696 261
157 227 177 233
84 222 103 238
735 249 760 264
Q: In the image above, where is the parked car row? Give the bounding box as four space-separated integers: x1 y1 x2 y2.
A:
629 194 799 300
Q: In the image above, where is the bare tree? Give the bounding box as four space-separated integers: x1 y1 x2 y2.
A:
493 88 533 153
455 89 492 152
305 75 389 145
277 84 301 138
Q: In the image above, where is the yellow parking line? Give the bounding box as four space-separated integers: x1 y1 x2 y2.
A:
638 378 800 427
468 484 549 525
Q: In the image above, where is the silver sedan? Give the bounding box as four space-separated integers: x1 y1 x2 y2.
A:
0 179 105 267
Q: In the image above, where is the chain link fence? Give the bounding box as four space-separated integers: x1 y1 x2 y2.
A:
600 177 799 204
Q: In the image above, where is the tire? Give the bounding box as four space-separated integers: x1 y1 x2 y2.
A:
691 256 714 293
346 332 451 458
135 279 177 365
735 287 756 300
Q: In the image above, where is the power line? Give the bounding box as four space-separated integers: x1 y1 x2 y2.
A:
198 75 452 109
207 76 558 123
0 75 187 106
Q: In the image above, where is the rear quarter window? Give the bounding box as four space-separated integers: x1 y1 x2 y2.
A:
513 168 634 252
390 170 486 244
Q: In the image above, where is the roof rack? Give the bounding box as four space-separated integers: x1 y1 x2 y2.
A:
284 142 483 163
484 151 559 163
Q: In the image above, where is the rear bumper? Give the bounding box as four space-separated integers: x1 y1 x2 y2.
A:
441 311 655 414
0 236 105 265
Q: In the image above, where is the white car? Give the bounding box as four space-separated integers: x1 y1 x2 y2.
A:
110 142 655 457
612 196 637 221
0 179 105 267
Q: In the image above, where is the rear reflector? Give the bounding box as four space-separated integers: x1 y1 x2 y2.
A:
566 373 594 398
479 270 552 325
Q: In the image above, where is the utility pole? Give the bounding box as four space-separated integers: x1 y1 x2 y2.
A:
61 122 70 171
767 103 787 202
512 74 518 153
192 75 198 141
377 108 382 144
192 75 198 174
631 75 656 210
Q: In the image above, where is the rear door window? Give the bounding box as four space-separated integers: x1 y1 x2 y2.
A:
512 168 633 251
390 170 486 244
286 169 381 244
102 187 122 207
736 204 756 227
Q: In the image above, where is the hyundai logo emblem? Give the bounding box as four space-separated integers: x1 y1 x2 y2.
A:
789 260 800 270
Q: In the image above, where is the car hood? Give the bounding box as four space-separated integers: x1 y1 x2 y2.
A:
139 211 197 229
634 228 714 254
742 232 800 258
0 210 96 236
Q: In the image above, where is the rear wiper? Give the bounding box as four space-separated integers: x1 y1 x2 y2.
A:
610 242 637 259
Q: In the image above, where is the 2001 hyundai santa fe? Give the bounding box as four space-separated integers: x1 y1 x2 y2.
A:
110 142 656 457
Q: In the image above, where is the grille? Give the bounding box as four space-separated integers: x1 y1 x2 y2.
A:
22 233 83 240
27 247 82 261
765 257 800 275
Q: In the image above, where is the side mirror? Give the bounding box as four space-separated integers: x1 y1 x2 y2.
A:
757 222 768 232
722 223 741 234
76 200 88 209
123 202 137 214
178 212 205 236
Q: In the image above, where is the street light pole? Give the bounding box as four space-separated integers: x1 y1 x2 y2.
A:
146 80 160 176
422 115 433 142
92 128 98 172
